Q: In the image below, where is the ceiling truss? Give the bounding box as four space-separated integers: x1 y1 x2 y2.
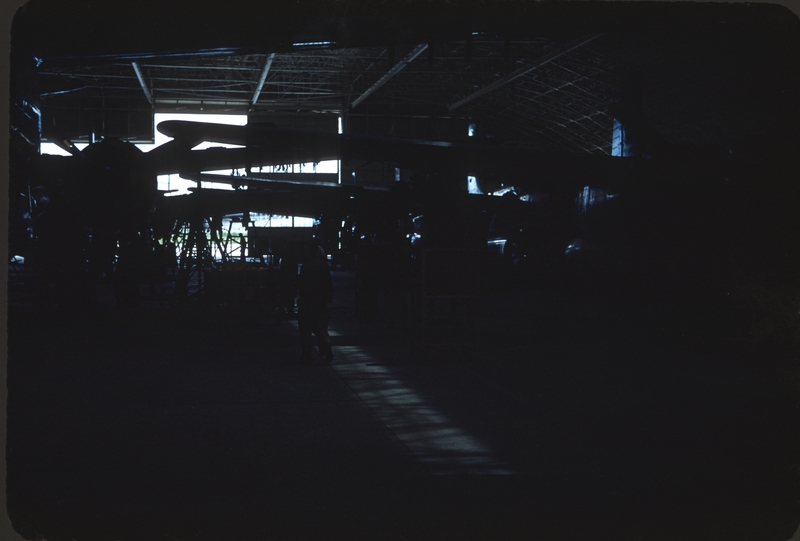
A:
35 18 800 155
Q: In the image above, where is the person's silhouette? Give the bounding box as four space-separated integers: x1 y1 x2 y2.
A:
297 244 333 363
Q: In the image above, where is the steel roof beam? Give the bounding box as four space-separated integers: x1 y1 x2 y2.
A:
131 61 153 104
251 53 277 106
350 43 428 109
448 34 601 112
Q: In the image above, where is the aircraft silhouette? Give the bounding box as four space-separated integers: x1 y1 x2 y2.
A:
15 113 790 310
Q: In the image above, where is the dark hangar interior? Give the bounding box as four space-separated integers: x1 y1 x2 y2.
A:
7 1 800 540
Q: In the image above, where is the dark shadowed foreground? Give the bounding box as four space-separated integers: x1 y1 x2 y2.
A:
7 269 799 541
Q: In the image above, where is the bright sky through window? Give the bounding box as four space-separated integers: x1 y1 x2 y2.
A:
148 113 248 195
40 113 340 198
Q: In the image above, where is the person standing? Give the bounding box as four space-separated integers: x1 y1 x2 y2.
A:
297 244 334 363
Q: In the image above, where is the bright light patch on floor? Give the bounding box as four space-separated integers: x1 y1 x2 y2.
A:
330 345 516 475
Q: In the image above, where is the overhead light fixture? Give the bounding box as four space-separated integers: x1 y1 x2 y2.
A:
292 41 334 49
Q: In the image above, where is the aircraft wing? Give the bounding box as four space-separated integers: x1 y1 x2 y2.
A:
167 172 392 220
156 120 642 195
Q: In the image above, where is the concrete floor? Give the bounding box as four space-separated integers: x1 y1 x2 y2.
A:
6 270 799 541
